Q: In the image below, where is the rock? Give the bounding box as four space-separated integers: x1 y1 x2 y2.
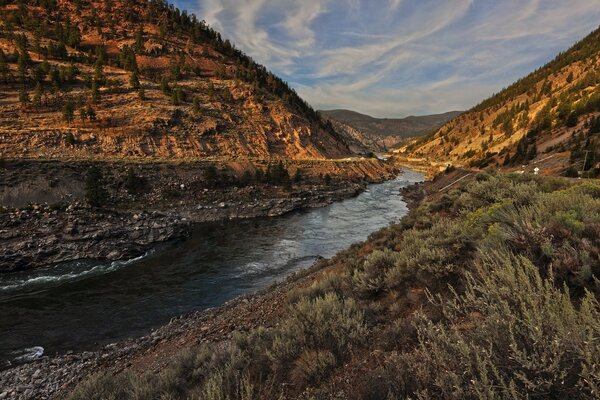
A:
107 250 121 260
0 392 7 399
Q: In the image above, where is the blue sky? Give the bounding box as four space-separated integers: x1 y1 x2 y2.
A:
174 0 600 118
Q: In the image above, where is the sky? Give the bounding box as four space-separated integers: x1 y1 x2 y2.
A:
173 0 600 118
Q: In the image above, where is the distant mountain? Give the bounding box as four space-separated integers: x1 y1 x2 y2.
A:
321 109 462 153
0 0 352 161
405 27 600 177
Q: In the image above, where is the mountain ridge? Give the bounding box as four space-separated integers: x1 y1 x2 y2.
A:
0 0 352 161
320 109 461 152
403 26 600 177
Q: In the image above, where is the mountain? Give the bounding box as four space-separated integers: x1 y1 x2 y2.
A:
321 109 462 152
405 27 600 177
0 0 351 161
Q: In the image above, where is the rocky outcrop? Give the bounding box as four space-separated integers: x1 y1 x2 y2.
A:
0 205 191 272
0 182 368 272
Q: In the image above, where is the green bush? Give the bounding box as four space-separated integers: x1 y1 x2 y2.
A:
385 218 478 291
352 249 400 298
385 255 600 399
269 293 366 370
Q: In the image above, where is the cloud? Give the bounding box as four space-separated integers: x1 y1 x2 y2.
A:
177 0 600 118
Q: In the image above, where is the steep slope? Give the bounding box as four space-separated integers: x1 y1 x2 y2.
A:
0 0 351 160
405 27 600 177
321 109 461 150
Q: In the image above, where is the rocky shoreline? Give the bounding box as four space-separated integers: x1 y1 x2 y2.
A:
0 182 366 273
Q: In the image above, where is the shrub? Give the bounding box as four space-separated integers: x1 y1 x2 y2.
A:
85 166 109 207
385 255 600 399
352 249 400 298
385 218 478 291
269 293 366 371
290 350 337 387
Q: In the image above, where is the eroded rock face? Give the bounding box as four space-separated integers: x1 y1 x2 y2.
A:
0 159 401 272
0 205 191 272
0 182 371 272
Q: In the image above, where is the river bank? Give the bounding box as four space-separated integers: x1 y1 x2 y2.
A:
0 170 424 400
0 182 366 272
1 158 401 272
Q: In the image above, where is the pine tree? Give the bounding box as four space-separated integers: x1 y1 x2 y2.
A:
129 70 140 89
33 82 43 107
85 166 108 207
134 25 145 53
86 104 97 121
17 50 30 81
293 168 303 183
19 90 30 109
160 76 171 94
193 96 201 114
0 49 8 82
91 80 100 103
79 107 88 122
62 100 75 123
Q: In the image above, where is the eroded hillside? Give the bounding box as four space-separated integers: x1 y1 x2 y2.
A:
0 0 351 160
404 27 600 177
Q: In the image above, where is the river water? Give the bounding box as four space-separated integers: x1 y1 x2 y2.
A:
0 169 423 365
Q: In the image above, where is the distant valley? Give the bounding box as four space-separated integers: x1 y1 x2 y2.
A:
321 109 461 153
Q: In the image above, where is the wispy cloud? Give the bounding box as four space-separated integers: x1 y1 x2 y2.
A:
175 0 600 118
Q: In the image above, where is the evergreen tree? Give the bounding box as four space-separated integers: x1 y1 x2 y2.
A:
134 25 145 53
85 166 108 207
79 107 88 122
18 90 30 109
527 145 537 161
192 96 201 114
17 50 30 81
254 168 264 184
0 49 9 82
160 76 171 94
204 165 218 187
129 70 140 89
293 168 303 183
62 100 75 123
33 82 43 107
86 104 97 121
91 80 100 103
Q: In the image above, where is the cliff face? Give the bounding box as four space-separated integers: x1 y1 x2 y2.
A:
0 0 352 161
404 28 600 176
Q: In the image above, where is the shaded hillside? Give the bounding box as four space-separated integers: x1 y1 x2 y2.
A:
321 109 461 150
0 0 351 160
406 27 600 177
65 172 600 399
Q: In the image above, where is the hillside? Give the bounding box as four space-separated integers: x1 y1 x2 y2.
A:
0 0 351 160
405 27 600 177
321 109 461 151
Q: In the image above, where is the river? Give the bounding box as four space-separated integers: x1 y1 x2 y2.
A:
0 169 423 366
